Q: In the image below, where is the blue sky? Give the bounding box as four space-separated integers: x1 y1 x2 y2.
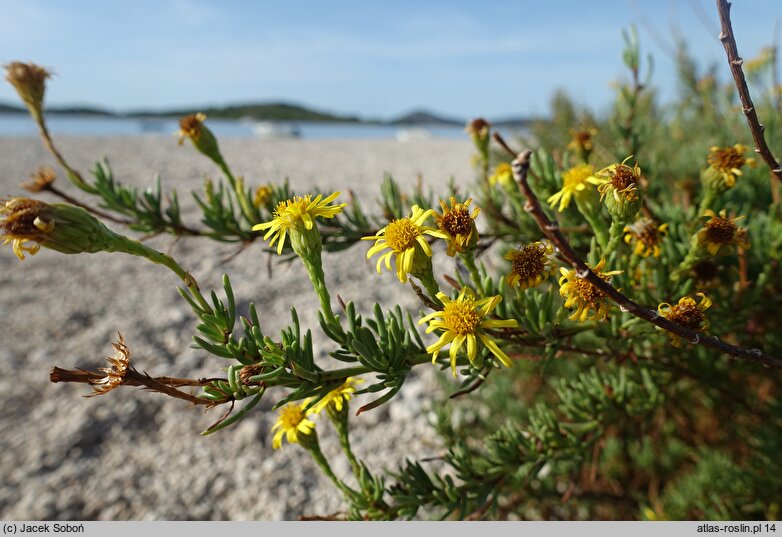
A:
1 0 780 120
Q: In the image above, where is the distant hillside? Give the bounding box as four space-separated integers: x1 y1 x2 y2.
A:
391 109 463 126
127 102 361 123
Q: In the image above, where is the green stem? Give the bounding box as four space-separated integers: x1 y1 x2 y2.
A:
301 254 341 328
217 157 257 226
329 406 362 479
304 438 357 499
417 271 441 301
606 220 625 253
698 189 717 216
461 250 483 292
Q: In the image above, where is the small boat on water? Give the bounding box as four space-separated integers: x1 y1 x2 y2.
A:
251 121 301 139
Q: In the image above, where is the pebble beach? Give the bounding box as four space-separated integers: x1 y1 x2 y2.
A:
0 135 478 520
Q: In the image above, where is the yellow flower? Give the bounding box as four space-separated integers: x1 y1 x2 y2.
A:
362 205 448 283
658 293 711 347
418 287 518 376
623 218 668 258
558 259 622 322
177 113 207 145
547 163 601 212
504 241 555 289
489 162 514 186
253 192 345 255
0 197 54 259
432 197 480 256
705 144 755 190
271 403 316 449
594 156 642 221
312 377 362 414
697 209 749 256
253 185 273 208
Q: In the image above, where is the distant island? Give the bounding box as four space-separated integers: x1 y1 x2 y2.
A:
0 100 535 127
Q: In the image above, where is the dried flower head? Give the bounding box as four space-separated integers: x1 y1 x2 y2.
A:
623 218 668 258
704 144 755 191
658 293 711 347
177 113 207 145
239 364 265 386
419 287 518 376
504 241 555 289
558 259 622 322
253 192 345 255
596 157 641 205
362 205 448 283
697 209 749 256
464 118 491 139
87 335 132 397
0 197 55 259
547 163 601 212
271 403 316 449
432 197 480 256
4 61 51 116
489 162 514 187
21 166 57 193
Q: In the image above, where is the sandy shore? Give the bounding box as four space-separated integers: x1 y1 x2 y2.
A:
0 135 477 519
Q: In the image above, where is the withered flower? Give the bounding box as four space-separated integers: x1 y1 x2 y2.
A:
87 334 132 397
21 166 57 193
4 61 52 118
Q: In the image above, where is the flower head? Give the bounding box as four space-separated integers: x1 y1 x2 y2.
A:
86 335 132 397
595 156 642 221
253 192 345 255
623 218 668 258
4 61 51 117
271 403 316 450
489 162 514 187
362 205 448 283
703 144 755 191
253 185 273 208
697 209 749 256
432 197 480 256
177 113 207 145
558 259 622 322
567 127 598 161
547 163 601 212
464 118 491 140
1 198 54 259
21 166 57 193
658 293 711 347
418 287 518 376
504 241 555 289
312 377 362 414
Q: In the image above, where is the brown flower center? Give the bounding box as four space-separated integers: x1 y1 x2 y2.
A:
611 165 637 192
570 278 607 304
1 199 51 237
665 303 705 331
439 207 473 237
179 114 203 138
703 216 737 244
708 147 746 171
510 245 546 280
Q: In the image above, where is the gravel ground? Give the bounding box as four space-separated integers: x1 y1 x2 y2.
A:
0 135 477 520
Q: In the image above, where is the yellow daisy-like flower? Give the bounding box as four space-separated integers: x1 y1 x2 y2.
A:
504 241 555 289
595 156 640 203
658 293 711 347
312 377 363 414
253 192 345 254
705 144 755 189
547 163 601 212
623 218 669 258
558 259 622 322
697 209 749 256
271 403 316 450
1 197 55 260
253 185 273 208
362 205 449 283
432 197 480 256
489 162 514 186
418 287 519 376
177 112 207 145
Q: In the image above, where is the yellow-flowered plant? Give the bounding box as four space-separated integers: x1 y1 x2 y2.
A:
504 241 555 289
697 209 749 256
432 197 480 256
558 259 622 322
271 402 316 449
362 205 448 284
547 163 601 212
418 287 518 376
623 218 668 258
658 293 712 347
489 162 514 186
